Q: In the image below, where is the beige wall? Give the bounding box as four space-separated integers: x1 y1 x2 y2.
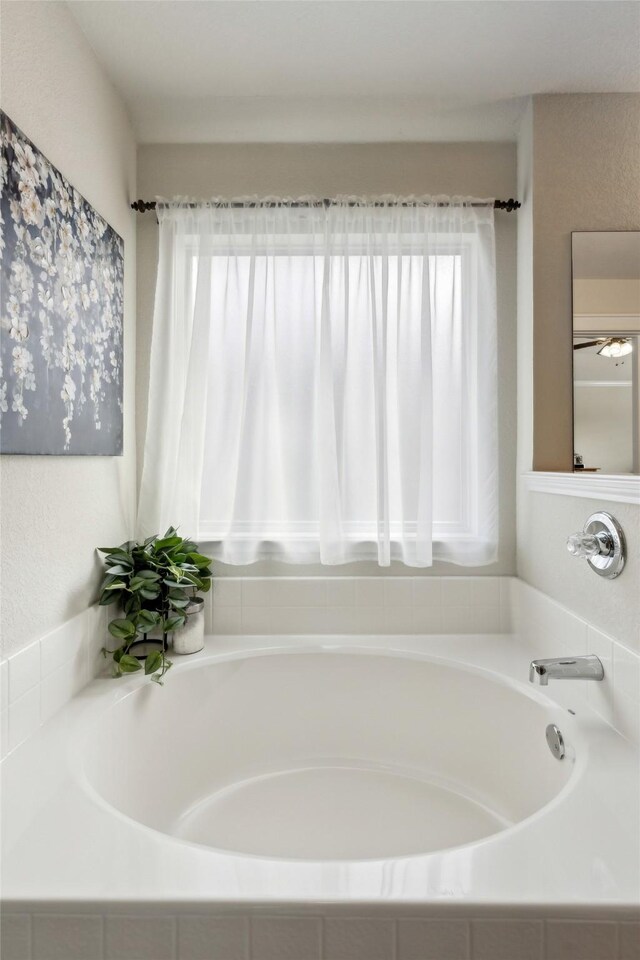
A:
532 94 640 471
0 2 137 657
137 142 517 577
518 95 640 651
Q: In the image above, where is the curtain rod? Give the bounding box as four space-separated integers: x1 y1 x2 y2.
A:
131 198 521 213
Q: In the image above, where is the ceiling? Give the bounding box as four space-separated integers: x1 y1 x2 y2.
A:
67 1 640 143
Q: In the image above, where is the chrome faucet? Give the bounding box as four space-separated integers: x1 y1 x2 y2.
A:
529 654 604 686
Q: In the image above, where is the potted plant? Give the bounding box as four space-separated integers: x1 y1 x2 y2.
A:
97 527 212 684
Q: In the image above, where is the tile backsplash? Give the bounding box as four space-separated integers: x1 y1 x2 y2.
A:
205 576 511 637
2 574 638 760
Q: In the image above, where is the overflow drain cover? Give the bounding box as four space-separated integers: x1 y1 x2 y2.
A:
545 723 565 760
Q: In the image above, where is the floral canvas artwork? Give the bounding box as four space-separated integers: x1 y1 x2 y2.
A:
0 112 124 455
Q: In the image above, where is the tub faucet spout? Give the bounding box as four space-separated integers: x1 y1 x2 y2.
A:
529 654 604 686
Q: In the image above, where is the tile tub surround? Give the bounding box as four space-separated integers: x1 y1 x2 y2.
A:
2 574 639 760
205 575 511 636
1 906 639 960
0 604 107 760
510 578 640 743
0 575 510 762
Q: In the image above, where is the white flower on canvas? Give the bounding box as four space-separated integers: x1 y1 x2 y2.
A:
19 186 43 227
9 315 28 341
58 220 73 253
61 373 76 403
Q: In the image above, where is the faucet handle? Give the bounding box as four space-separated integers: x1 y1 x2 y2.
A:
566 532 606 559
565 513 625 579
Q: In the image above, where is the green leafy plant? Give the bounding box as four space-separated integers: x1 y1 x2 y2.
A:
97 527 212 684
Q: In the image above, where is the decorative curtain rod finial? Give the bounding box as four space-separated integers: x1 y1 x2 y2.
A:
131 199 157 213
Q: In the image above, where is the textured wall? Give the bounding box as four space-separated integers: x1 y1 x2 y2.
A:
0 2 137 657
532 94 640 471
137 142 518 577
518 95 640 651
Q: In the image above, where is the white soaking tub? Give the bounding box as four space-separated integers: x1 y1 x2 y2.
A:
2 634 639 927
83 650 574 862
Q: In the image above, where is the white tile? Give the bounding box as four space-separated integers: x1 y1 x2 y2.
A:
322 606 361 633
270 579 326 607
8 641 40 703
85 605 109 682
325 579 357 606
412 605 444 634
412 578 442 606
614 690 640 743
383 579 413 606
587 627 615 726
85 625 110 683
40 632 85 706
269 606 329 634
250 916 321 960
397 919 469 960
203 592 214 634
0 658 9 711
469 577 501 606
471 919 542 960
384 605 416 634
211 606 242 635
472 605 502 633
355 578 385 607
241 579 273 607
440 578 473 606
542 597 588 655
32 914 103 960
85 602 107 640
9 686 40 752
213 579 242 606
1 708 9 760
0 913 31 960
613 643 640 702
178 915 248 960
546 920 617 960
105 916 175 960
500 578 515 633
618 922 640 960
40 664 81 724
241 607 273 634
40 610 86 678
355 605 386 634
323 918 395 960
441 605 482 634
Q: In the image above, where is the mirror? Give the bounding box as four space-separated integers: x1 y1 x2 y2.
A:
572 232 640 474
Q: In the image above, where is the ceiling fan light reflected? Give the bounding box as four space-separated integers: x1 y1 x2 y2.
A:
597 338 633 358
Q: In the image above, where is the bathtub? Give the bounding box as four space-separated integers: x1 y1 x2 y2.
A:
84 649 575 862
2 634 639 958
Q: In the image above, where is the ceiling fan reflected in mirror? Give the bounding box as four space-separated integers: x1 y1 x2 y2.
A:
573 337 634 358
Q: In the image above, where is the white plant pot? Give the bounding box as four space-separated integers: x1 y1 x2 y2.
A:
172 597 205 655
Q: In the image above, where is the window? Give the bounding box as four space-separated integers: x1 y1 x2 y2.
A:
138 201 498 567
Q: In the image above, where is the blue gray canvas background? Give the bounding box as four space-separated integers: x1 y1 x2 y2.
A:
0 111 124 455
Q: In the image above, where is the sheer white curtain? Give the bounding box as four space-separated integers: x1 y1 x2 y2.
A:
138 197 497 566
